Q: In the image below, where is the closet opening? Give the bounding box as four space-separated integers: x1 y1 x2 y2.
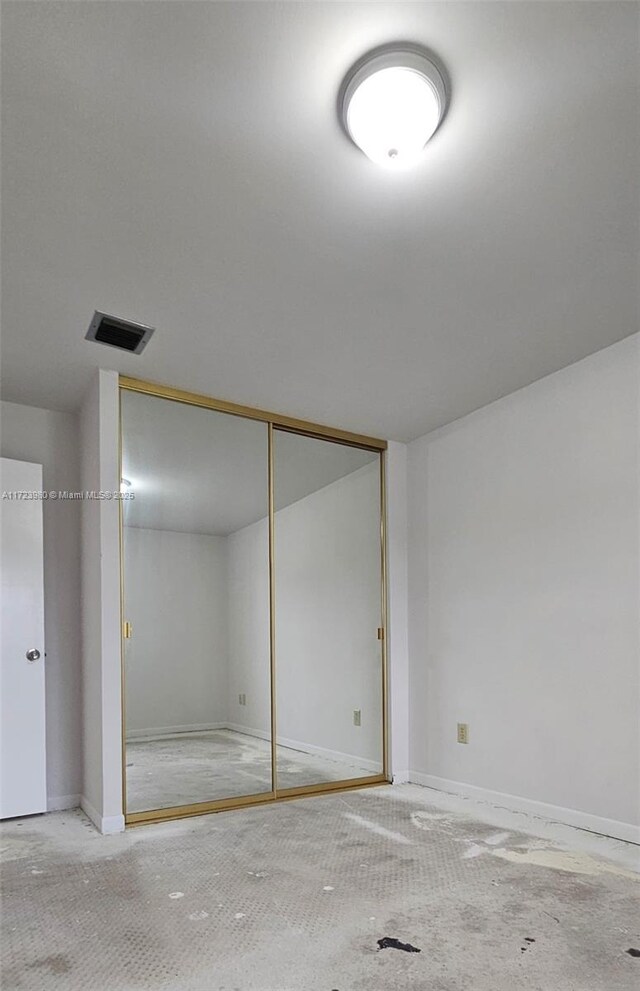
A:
119 376 389 826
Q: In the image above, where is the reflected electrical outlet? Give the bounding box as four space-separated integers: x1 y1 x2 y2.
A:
239 693 246 706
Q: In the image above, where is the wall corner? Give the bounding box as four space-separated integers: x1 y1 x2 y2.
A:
385 441 409 781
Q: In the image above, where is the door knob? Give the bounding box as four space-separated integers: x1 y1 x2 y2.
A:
26 648 41 662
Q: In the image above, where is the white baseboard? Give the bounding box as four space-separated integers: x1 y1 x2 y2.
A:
223 723 270 747
408 772 640 845
47 794 80 812
225 722 381 774
126 722 226 742
80 796 125 835
392 770 410 785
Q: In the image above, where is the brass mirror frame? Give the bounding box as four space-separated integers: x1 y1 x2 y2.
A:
118 375 389 826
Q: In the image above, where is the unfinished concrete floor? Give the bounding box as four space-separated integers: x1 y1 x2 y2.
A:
126 730 379 812
1 784 639 990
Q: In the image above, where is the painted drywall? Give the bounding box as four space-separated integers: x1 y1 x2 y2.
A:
227 463 383 768
79 369 123 833
407 334 640 840
79 373 103 821
123 527 228 735
0 400 82 810
386 441 409 782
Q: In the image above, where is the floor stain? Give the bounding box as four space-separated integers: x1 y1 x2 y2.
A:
377 937 421 953
344 813 412 846
27 954 71 975
491 847 639 881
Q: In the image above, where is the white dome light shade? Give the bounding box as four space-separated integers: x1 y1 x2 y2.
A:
342 49 446 169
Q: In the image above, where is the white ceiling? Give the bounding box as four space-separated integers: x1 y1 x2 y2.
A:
121 389 376 535
1 2 638 442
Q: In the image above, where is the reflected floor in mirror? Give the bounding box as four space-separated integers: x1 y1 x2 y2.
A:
125 730 380 813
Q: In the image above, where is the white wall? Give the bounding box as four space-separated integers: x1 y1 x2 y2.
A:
386 441 409 782
123 527 228 736
79 369 123 833
0 400 82 810
228 463 383 768
408 335 640 841
79 374 103 820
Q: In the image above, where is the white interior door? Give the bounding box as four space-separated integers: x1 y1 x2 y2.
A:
1 457 46 818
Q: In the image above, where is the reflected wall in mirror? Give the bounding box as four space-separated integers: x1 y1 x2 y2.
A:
121 391 271 814
273 431 384 790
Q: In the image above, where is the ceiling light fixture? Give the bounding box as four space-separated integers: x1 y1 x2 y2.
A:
340 46 447 169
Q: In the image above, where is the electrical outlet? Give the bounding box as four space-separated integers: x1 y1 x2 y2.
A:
239 693 246 706
457 722 469 744
353 709 361 727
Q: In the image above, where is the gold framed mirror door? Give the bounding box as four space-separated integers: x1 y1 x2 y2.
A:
120 389 273 822
272 428 386 796
119 377 388 826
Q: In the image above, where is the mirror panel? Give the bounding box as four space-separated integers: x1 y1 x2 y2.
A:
121 391 271 814
273 430 384 791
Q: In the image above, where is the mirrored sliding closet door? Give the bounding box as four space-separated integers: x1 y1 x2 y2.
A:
273 430 385 793
120 390 272 817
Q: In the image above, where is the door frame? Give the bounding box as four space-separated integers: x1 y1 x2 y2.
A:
118 375 389 826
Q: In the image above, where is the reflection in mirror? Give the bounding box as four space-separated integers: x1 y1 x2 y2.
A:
121 391 270 814
273 431 384 790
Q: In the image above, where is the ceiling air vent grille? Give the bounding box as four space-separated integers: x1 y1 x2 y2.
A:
85 311 155 354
